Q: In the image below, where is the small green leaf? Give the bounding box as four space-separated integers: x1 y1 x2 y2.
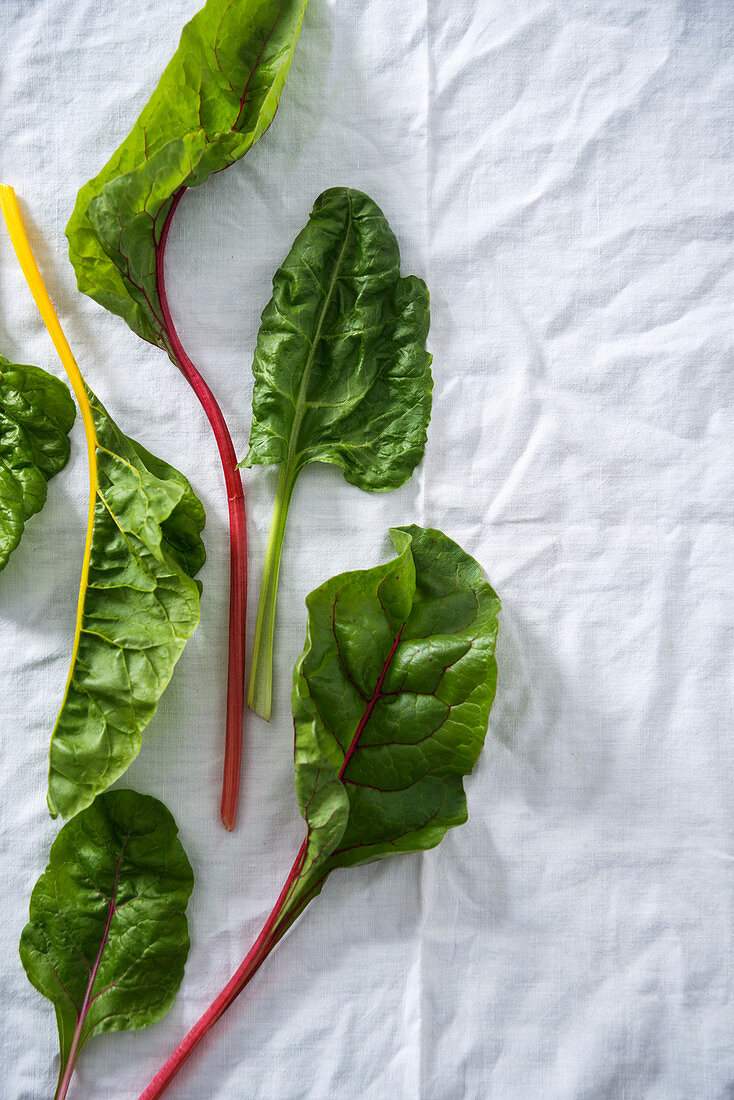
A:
287 524 499 917
20 789 194 1099
66 0 310 349
242 188 434 718
0 355 75 571
47 387 206 821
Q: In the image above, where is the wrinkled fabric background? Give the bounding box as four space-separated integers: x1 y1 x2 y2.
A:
1 1 732 1097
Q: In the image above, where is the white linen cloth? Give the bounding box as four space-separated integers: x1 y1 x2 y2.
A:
1 1 732 1097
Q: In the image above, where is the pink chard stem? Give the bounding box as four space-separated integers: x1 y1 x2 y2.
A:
137 624 406 1095
138 838 310 1100
55 836 129 1099
156 191 247 831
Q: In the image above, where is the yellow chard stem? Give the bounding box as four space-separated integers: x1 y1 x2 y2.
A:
0 184 98 687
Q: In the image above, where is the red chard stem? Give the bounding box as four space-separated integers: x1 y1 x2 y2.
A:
156 192 247 831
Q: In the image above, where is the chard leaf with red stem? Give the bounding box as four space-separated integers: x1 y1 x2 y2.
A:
139 525 500 1098
20 789 194 1100
66 0 311 829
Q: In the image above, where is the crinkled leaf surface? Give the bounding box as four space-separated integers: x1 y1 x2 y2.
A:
64 0 307 828
20 789 193 1095
48 387 206 821
118 527 498 1093
66 0 309 348
243 187 433 490
0 355 75 571
284 525 499 920
241 187 433 719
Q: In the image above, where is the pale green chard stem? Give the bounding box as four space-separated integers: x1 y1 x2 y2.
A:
247 464 298 719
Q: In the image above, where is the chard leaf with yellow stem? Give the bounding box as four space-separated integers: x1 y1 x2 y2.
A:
0 186 205 820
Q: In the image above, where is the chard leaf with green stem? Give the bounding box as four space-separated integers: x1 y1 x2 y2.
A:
140 525 499 1098
0 354 75 571
20 790 194 1100
241 187 433 721
66 0 311 829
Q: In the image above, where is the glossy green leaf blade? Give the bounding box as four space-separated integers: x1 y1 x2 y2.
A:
243 187 433 490
65 0 309 347
20 790 194 1095
128 527 499 1093
291 525 499 905
0 355 75 571
242 187 433 719
47 388 206 821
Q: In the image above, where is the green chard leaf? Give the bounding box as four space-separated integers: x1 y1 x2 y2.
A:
47 385 206 821
66 0 310 349
0 355 75 571
134 527 499 1097
20 789 194 1100
287 524 499 912
242 187 434 719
